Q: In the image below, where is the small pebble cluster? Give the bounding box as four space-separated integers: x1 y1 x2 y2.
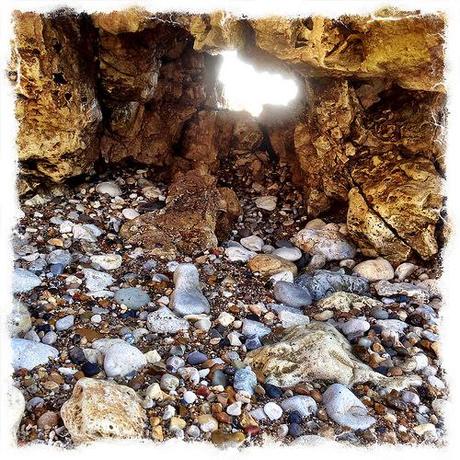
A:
9 160 446 448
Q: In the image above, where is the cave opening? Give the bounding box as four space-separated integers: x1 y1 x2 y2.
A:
217 50 299 117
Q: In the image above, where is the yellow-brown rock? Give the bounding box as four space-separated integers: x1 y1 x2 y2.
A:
120 169 241 257
60 378 146 444
247 254 297 278
349 153 443 261
12 10 102 182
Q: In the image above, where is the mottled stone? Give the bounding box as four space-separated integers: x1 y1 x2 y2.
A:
61 378 146 444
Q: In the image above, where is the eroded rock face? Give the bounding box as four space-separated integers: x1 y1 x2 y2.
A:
245 322 421 390
10 8 447 263
349 153 444 262
12 11 102 183
120 169 241 257
60 378 146 444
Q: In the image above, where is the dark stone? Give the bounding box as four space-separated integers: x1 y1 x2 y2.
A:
264 383 283 398
81 361 101 377
288 411 303 424
288 423 304 437
69 346 87 365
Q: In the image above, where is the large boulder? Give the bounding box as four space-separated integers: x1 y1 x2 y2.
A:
245 322 420 390
120 169 241 257
60 378 146 444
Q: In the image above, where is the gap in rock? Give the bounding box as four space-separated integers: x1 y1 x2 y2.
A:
217 50 299 117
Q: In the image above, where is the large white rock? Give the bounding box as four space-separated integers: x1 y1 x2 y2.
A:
245 322 421 390
12 338 59 370
293 227 356 261
61 378 146 444
96 181 122 197
103 342 147 378
323 383 376 430
353 258 394 282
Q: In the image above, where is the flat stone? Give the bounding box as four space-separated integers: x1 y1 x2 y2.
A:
61 378 146 444
278 309 310 328
248 254 297 278
242 319 271 338
82 268 114 292
47 249 72 266
72 224 102 242
225 243 256 262
12 268 41 293
293 227 356 261
234 366 257 395
374 280 430 303
353 258 394 282
317 291 383 313
146 307 189 334
11 338 59 370
273 281 312 308
96 181 122 197
55 315 75 331
240 235 264 252
170 264 210 316
323 383 376 430
114 287 151 310
280 396 317 418
255 196 277 211
122 208 140 220
103 342 147 378
271 246 303 261
295 269 369 301
9 386 25 435
375 319 408 334
90 254 122 270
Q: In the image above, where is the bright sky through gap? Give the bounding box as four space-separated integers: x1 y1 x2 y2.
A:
218 50 298 117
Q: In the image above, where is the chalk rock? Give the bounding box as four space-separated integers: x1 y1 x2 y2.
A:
245 322 420 390
61 378 146 444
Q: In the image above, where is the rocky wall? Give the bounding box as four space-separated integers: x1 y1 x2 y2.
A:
10 8 446 264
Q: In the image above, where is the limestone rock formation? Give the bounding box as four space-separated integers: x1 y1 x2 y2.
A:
245 322 421 390
12 10 102 183
60 378 146 444
349 153 444 262
10 8 447 263
120 169 241 257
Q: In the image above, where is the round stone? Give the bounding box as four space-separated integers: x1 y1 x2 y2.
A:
225 244 256 262
273 281 312 308
271 247 303 262
160 374 180 391
114 287 151 310
122 208 139 220
353 258 395 282
96 181 122 197
183 391 197 404
340 318 370 336
81 361 101 377
103 342 147 378
263 402 283 420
